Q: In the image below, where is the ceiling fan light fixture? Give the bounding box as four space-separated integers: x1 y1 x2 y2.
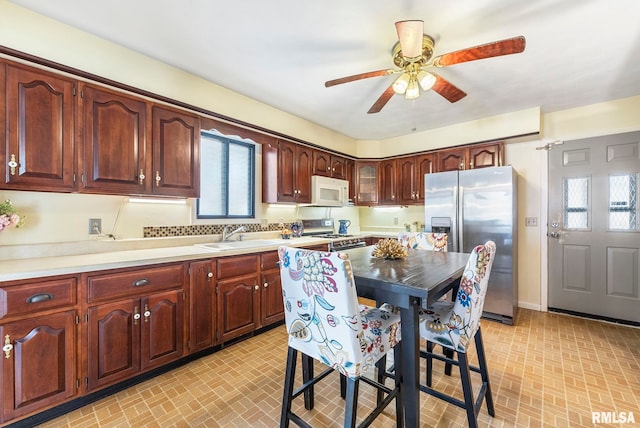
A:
417 70 436 90
395 20 424 58
405 78 420 99
392 73 410 94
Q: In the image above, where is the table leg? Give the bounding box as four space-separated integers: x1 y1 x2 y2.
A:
399 303 421 427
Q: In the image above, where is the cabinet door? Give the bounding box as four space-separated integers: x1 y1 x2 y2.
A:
141 290 184 370
277 140 297 202
87 299 140 391
437 148 467 172
379 159 397 204
188 260 215 353
2 63 76 191
0 310 76 422
216 273 260 343
414 153 435 204
80 84 148 194
312 150 331 177
261 269 284 326
468 143 502 169
152 106 200 197
345 158 355 202
330 156 347 180
295 145 313 203
355 161 378 205
396 157 416 204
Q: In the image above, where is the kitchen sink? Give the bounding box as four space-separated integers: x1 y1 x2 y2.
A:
195 239 283 251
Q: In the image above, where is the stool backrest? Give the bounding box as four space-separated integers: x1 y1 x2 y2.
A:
450 241 496 351
278 246 364 377
397 232 448 251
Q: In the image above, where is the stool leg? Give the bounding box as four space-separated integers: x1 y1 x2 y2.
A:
475 327 495 416
343 376 359 428
302 354 314 410
281 347 297 428
457 352 478 428
443 347 454 376
340 373 347 399
376 354 387 404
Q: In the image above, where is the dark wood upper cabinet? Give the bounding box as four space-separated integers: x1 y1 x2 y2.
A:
414 153 435 203
80 84 148 194
468 143 503 169
378 159 397 205
271 140 312 203
354 161 378 205
1 61 76 192
313 150 347 180
330 156 347 180
151 105 200 198
437 143 503 171
312 150 331 176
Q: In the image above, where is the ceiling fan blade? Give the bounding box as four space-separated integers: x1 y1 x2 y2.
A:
395 20 424 58
430 73 467 103
433 36 526 67
325 69 394 87
367 84 396 114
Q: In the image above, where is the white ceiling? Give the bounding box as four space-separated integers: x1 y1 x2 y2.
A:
10 0 640 140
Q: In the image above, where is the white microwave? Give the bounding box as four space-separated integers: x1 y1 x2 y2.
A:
311 176 349 207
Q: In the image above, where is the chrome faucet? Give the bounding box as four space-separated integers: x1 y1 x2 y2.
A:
222 225 247 241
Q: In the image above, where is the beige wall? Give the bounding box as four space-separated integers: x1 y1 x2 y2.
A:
2 3 640 311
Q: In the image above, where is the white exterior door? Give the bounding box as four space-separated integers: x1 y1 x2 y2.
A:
548 132 640 324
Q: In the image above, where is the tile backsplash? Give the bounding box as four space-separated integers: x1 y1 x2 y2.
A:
143 223 285 238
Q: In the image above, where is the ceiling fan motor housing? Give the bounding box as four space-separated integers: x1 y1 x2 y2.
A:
392 35 435 68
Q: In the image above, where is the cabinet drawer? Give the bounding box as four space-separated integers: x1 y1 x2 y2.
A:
0 277 77 319
261 251 280 271
217 255 258 279
87 264 184 303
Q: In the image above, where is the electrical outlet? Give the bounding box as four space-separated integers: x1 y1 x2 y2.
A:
393 217 399 225
525 217 538 227
261 218 269 228
89 218 102 235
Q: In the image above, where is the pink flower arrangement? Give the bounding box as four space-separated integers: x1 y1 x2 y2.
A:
0 200 24 232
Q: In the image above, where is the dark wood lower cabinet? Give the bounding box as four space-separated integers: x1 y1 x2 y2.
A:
87 290 183 391
216 273 260 343
0 310 76 423
188 260 215 353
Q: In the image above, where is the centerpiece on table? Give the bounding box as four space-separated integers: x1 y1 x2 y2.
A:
371 238 407 259
0 200 24 233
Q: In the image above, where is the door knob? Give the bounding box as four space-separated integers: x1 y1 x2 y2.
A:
548 231 560 239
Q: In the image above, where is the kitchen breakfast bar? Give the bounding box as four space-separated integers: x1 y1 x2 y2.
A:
344 246 469 427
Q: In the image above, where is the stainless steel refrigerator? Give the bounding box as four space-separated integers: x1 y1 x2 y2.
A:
424 166 518 324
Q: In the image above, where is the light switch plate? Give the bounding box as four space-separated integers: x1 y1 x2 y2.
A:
525 217 538 227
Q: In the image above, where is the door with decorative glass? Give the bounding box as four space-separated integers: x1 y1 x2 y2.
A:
548 131 640 324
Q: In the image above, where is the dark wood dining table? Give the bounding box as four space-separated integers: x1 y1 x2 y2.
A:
343 246 469 428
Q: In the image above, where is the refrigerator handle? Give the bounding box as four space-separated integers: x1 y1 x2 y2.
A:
457 185 464 252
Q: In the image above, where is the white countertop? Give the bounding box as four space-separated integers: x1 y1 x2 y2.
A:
0 236 330 282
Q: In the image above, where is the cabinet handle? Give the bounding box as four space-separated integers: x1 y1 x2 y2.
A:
415 191 419 199
470 160 474 169
263 282 269 288
207 272 213 279
8 154 19 176
3 335 13 359
459 158 465 170
138 169 146 185
155 171 161 184
254 285 259 291
144 304 151 322
133 278 150 287
26 293 53 304
133 306 140 325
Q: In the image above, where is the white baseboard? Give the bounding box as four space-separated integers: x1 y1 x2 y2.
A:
518 301 542 311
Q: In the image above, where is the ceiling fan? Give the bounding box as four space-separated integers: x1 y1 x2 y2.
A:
325 20 526 114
